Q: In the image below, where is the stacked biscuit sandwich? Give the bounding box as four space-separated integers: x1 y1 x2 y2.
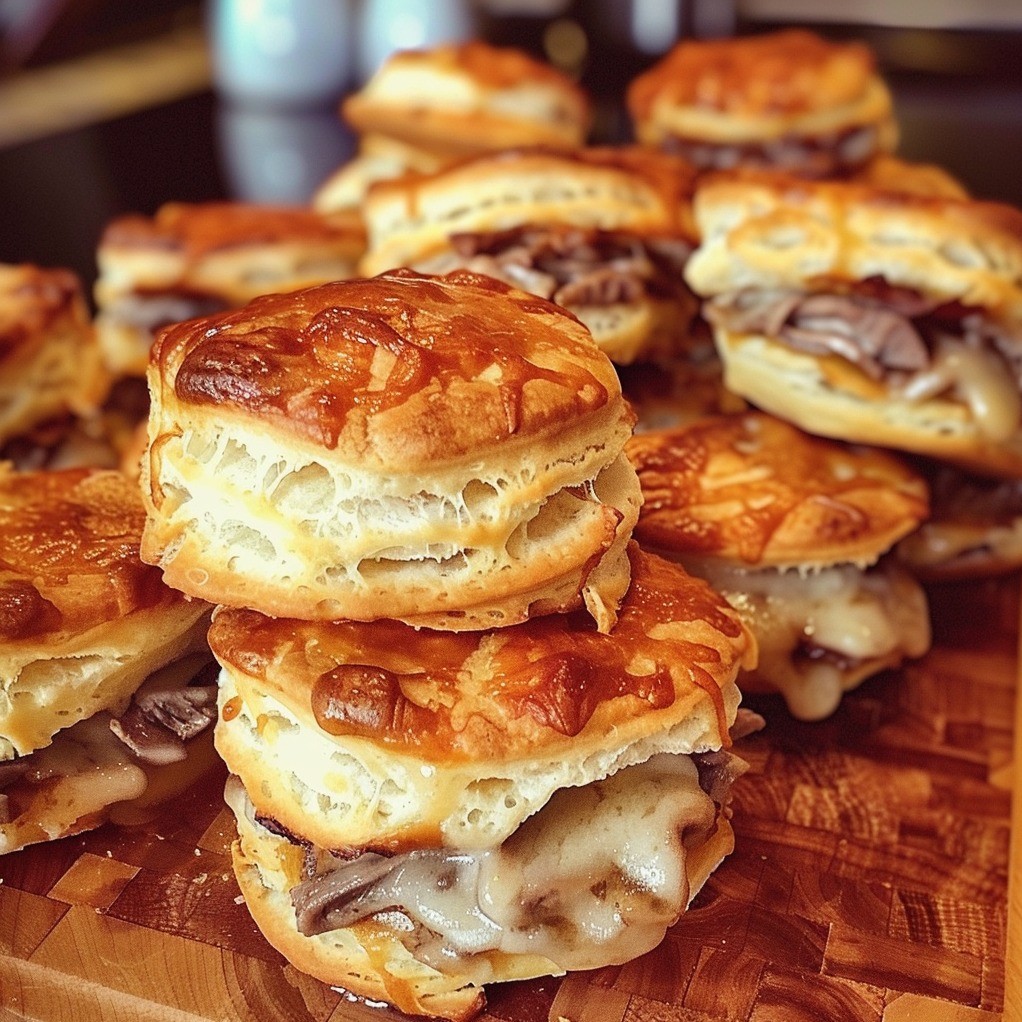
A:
139 267 757 1019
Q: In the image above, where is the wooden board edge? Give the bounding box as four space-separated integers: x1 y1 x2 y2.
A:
1003 576 1022 1022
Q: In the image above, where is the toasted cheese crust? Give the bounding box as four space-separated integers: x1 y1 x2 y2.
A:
142 270 640 626
342 41 591 157
209 545 754 853
626 412 929 569
627 29 896 157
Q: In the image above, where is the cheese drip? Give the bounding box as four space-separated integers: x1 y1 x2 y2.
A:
696 560 930 721
294 754 720 979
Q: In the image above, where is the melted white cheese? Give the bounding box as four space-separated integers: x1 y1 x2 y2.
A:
697 561 931 721
304 754 720 979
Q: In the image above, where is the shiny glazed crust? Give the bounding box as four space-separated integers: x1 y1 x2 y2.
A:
627 29 896 147
685 172 1022 322
227 767 736 1021
209 545 754 853
142 270 639 625
0 466 212 757
0 263 108 441
626 412 929 569
360 146 699 276
341 41 591 157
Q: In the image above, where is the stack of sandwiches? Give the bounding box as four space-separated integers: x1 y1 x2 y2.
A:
4 21 1020 1022
139 268 757 1018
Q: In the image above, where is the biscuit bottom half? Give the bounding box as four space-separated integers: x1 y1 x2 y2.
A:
225 747 740 1022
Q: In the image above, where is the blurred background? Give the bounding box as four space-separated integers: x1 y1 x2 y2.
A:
1 0 1020 293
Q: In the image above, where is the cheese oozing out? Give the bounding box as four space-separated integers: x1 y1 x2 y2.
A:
284 752 724 982
694 559 930 720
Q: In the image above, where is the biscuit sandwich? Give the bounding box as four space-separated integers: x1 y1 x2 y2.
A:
0 263 110 468
627 28 897 177
686 171 1022 477
360 146 700 365
627 412 931 720
141 269 641 631
315 40 591 214
210 543 758 1020
95 201 366 378
0 466 215 854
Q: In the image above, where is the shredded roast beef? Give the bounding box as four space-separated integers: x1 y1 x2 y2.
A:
661 125 879 177
705 284 1022 392
449 226 693 309
705 289 933 379
291 850 418 937
109 663 218 765
692 708 764 806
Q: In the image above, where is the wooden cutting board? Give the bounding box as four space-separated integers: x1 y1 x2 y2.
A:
1 577 1016 1022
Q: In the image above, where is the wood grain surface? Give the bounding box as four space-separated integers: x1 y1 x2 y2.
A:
0 577 1016 1022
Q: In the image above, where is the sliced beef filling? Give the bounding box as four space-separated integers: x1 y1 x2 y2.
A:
661 124 880 177
705 283 1022 440
109 661 219 765
287 734 755 945
449 226 694 309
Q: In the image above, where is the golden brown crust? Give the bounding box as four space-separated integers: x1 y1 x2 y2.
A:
342 41 591 156
150 268 620 467
98 202 365 262
627 29 895 153
0 466 181 642
361 146 699 278
626 412 929 569
143 269 638 625
851 155 970 200
210 545 754 852
0 264 108 441
686 171 1022 316
629 30 878 121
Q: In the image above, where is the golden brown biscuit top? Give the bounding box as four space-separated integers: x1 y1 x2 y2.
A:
209 544 751 762
99 202 364 258
627 413 929 567
351 39 586 101
156 269 623 464
687 170 1022 311
0 263 85 359
628 29 878 122
0 467 179 642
